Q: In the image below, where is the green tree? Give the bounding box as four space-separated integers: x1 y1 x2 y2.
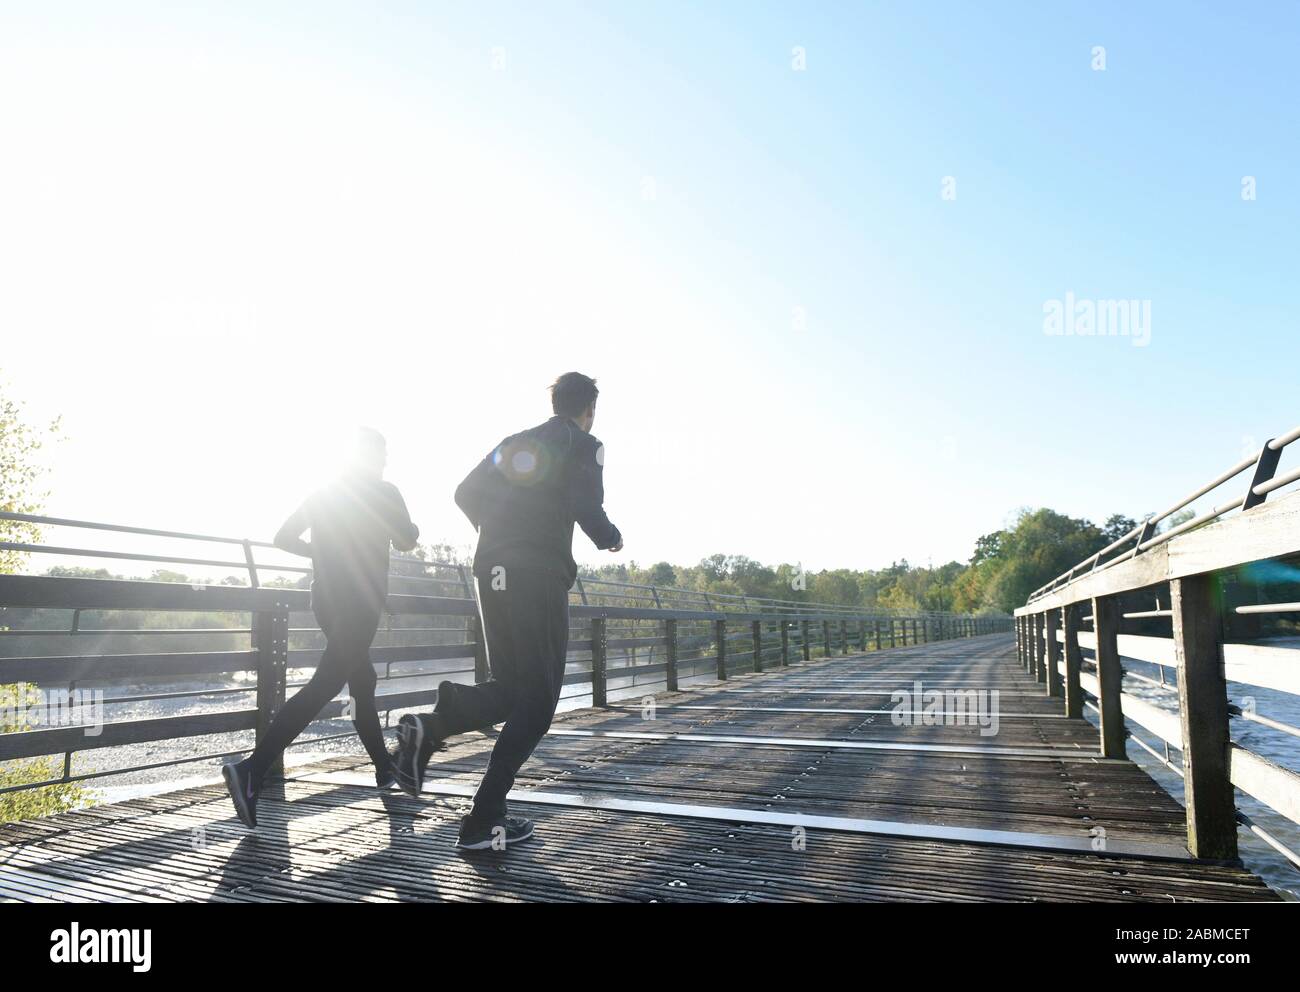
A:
1 377 87 822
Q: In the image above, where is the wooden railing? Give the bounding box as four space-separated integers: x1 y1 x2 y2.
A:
1014 428 1300 865
0 513 1008 797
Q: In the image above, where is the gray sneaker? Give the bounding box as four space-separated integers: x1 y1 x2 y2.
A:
456 815 535 851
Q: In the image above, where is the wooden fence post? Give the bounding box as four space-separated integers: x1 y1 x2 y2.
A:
752 620 763 673
802 620 811 661
1092 595 1125 758
591 617 608 707
252 598 290 781
781 619 790 666
716 618 728 680
874 620 882 651
665 617 678 692
1044 608 1062 697
1171 575 1237 860
840 620 848 655
470 614 489 683
1062 604 1083 719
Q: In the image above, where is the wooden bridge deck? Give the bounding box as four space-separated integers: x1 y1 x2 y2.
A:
0 635 1278 902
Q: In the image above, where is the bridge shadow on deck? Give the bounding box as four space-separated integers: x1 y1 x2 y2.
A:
0 634 1278 902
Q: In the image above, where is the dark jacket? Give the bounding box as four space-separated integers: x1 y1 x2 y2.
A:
455 415 621 586
289 474 419 615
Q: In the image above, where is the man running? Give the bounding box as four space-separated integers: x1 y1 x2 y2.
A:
223 427 419 828
392 372 622 850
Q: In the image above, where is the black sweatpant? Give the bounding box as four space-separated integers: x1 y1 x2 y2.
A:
248 604 389 787
429 568 569 821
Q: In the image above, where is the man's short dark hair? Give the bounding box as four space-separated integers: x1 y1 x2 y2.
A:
550 372 599 417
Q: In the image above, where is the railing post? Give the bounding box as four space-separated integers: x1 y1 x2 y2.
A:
253 597 290 780
1015 616 1024 668
840 620 848 655
874 619 882 651
470 614 489 683
781 619 790 666
752 619 763 672
1044 608 1061 697
1062 604 1083 719
1092 595 1125 758
716 618 728 679
921 618 928 644
858 619 866 652
889 619 897 649
665 617 678 692
591 617 608 707
822 619 831 657
1171 575 1237 860
802 620 811 661
1033 613 1046 683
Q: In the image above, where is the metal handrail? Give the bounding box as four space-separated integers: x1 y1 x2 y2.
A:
1027 422 1300 604
0 510 994 622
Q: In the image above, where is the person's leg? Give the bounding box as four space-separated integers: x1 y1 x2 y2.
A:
466 568 569 824
246 607 351 788
392 573 521 797
341 611 390 776
422 574 519 737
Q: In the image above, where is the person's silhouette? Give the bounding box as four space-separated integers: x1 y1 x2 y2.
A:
222 428 419 828
392 372 622 850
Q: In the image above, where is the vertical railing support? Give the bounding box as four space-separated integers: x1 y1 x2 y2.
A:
1092 595 1125 758
840 620 848 655
1044 608 1062 697
591 616 608 707
470 614 489 683
802 620 811 661
781 619 791 666
822 620 832 657
716 618 728 679
874 620 882 651
752 619 763 673
1171 575 1237 860
1062 604 1083 719
665 617 679 692
253 598 290 780
1033 614 1046 683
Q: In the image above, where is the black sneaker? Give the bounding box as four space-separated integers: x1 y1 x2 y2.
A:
455 814 535 851
392 713 445 798
222 758 258 828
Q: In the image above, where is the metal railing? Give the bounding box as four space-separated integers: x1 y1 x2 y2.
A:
1028 423 1300 604
1014 421 1300 868
1 511 1008 799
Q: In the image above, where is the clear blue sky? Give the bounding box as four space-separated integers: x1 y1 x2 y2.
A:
1 2 1297 572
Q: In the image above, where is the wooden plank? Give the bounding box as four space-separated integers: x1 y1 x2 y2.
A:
1228 744 1300 826
1222 642 1300 694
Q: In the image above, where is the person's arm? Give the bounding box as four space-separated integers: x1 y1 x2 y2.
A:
273 501 313 559
385 485 420 552
570 440 622 552
454 452 500 531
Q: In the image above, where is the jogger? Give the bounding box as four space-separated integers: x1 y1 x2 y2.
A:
393 372 621 850
222 428 418 828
